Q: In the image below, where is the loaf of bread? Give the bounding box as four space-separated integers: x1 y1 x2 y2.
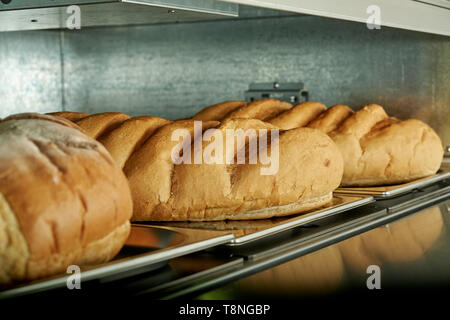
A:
0 114 133 285
227 101 443 186
134 119 342 221
56 111 343 221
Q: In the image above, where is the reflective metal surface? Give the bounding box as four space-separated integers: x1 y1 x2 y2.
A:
336 170 450 199
0 225 234 299
199 199 450 298
0 1 238 32
1 14 448 146
150 194 373 245
59 15 450 147
1 182 448 299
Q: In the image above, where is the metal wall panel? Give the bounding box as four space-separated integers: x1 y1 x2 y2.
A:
60 15 449 143
0 30 62 118
0 14 448 144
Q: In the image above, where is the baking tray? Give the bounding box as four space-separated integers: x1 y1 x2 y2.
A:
148 194 374 246
334 171 450 199
0 225 234 299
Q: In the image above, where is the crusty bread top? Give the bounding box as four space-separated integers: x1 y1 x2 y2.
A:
99 116 170 169
267 101 327 130
75 112 131 139
334 104 388 138
4 112 83 132
307 104 354 134
192 100 247 121
222 99 292 121
47 111 89 122
0 118 133 275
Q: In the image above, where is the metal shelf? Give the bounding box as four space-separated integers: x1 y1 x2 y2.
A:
222 0 450 36
0 0 238 32
0 0 448 35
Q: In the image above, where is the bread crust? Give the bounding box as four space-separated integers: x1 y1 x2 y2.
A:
164 193 333 221
307 104 354 133
4 112 84 132
75 112 131 139
47 111 89 122
0 117 132 285
0 193 29 285
223 99 292 121
99 116 170 168
333 117 444 186
192 100 247 121
267 101 327 130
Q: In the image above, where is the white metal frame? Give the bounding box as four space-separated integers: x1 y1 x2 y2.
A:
222 0 450 36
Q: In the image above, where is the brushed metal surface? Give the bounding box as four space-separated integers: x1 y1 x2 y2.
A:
0 225 235 299
0 14 448 144
335 171 450 199
215 199 450 299
0 0 237 13
150 195 374 245
0 1 238 32
60 15 450 144
0 30 63 116
0 0 115 11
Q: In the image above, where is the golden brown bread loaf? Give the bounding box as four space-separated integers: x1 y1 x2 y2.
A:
0 114 133 285
328 105 443 186
126 119 342 221
239 102 444 186
58 111 343 221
